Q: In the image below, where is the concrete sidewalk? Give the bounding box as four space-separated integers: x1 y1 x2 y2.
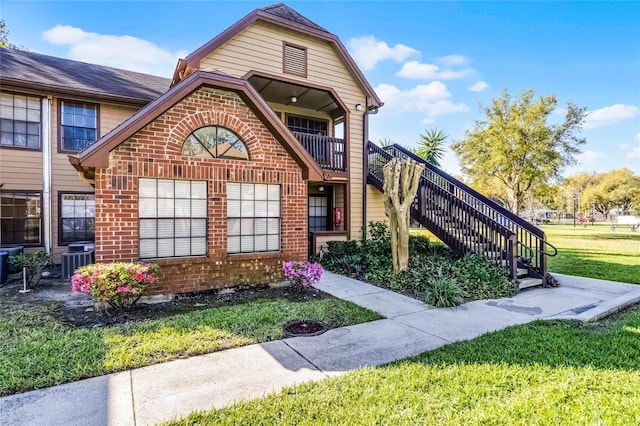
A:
2 272 639 425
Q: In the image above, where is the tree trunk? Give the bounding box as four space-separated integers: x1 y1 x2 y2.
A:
383 158 425 274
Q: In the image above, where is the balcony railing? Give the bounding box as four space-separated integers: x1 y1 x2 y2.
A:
292 131 346 172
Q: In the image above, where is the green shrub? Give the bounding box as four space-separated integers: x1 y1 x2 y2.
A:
452 255 517 300
409 235 431 256
425 275 464 307
8 251 54 287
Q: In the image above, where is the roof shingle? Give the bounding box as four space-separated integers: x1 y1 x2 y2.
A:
0 47 170 104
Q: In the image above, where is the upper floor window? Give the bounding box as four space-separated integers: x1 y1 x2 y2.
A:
0 92 41 149
287 115 328 136
182 126 249 160
60 100 99 152
283 42 307 77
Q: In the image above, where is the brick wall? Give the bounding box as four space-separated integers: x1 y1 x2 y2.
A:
94 86 308 295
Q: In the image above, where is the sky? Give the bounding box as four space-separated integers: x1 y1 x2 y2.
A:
3 1 639 178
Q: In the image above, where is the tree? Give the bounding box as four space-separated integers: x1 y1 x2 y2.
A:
0 20 22 50
382 158 424 273
451 89 587 214
582 169 640 217
414 128 446 167
379 138 395 147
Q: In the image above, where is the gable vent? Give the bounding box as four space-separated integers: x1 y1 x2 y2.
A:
283 42 307 77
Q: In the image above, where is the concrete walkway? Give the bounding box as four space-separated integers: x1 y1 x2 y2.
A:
2 272 639 426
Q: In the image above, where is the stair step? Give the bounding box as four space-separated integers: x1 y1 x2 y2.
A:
519 277 543 289
517 267 528 278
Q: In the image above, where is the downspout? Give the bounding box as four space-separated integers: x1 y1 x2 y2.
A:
42 96 53 254
362 99 379 235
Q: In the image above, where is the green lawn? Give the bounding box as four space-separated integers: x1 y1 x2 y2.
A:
543 223 640 284
0 296 381 396
169 305 640 425
413 223 640 284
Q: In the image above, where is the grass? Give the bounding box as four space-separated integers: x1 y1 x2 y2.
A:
413 223 640 284
0 296 381 396
169 305 640 425
543 223 640 284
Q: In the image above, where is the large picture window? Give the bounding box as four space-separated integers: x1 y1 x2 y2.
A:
0 191 42 245
227 183 280 254
0 92 41 149
60 193 95 244
138 179 207 259
60 100 98 152
182 126 248 160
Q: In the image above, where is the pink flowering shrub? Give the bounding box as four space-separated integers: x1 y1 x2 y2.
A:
283 261 324 289
72 262 159 310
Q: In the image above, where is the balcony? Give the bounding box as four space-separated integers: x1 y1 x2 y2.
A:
292 131 346 172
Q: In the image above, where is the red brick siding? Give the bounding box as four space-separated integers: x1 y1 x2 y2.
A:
94 87 308 295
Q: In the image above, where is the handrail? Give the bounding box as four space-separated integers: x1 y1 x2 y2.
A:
384 144 545 239
540 240 558 257
292 131 346 172
368 141 553 280
367 142 519 278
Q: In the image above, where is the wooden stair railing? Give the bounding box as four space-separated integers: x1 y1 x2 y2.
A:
367 142 555 283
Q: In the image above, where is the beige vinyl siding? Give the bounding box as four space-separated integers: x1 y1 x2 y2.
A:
366 184 388 226
200 20 368 240
0 149 44 190
314 233 347 256
51 101 139 260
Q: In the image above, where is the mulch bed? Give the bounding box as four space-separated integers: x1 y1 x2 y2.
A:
1 280 326 328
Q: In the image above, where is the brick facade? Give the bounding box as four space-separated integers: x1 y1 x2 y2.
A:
94 86 308 295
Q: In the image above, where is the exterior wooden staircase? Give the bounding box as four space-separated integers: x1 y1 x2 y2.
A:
367 142 557 289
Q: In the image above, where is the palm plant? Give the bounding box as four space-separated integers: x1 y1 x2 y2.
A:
414 128 447 167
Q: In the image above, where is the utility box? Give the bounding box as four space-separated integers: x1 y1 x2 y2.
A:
62 251 95 279
0 251 8 284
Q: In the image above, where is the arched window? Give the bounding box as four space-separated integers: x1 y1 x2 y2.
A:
182 126 248 160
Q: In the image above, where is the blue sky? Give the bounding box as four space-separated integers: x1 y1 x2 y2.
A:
3 1 639 177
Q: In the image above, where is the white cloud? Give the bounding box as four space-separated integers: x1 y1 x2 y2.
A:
619 143 631 150
347 36 418 71
635 132 640 142
396 60 475 80
627 146 640 160
437 55 469 67
374 81 468 123
468 81 489 92
42 25 187 76
583 104 639 129
576 150 604 165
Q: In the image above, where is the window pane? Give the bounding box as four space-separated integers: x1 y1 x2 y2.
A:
157 198 174 217
157 239 174 257
240 236 254 252
175 199 191 217
268 185 280 200
227 182 240 200
254 184 268 200
227 236 240 253
191 238 207 255
254 235 267 251
139 200 157 218
267 234 280 251
227 199 241 217
139 179 156 198
157 180 174 198
240 200 253 217
191 199 207 217
255 201 268 217
139 219 157 239
138 179 207 259
191 181 207 199
174 181 191 198
254 218 267 234
174 238 191 257
191 219 207 237
240 218 254 235
157 219 174 238
241 184 254 200
175 218 190 238
267 201 280 217
227 218 240 236
139 239 157 259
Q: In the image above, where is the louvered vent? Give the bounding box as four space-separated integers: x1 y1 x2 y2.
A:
283 43 307 77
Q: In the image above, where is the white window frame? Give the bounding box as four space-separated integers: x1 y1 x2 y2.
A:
0 92 41 149
138 178 207 259
227 182 281 254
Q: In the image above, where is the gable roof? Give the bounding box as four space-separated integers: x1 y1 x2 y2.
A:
70 70 324 181
176 3 382 108
0 48 170 105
